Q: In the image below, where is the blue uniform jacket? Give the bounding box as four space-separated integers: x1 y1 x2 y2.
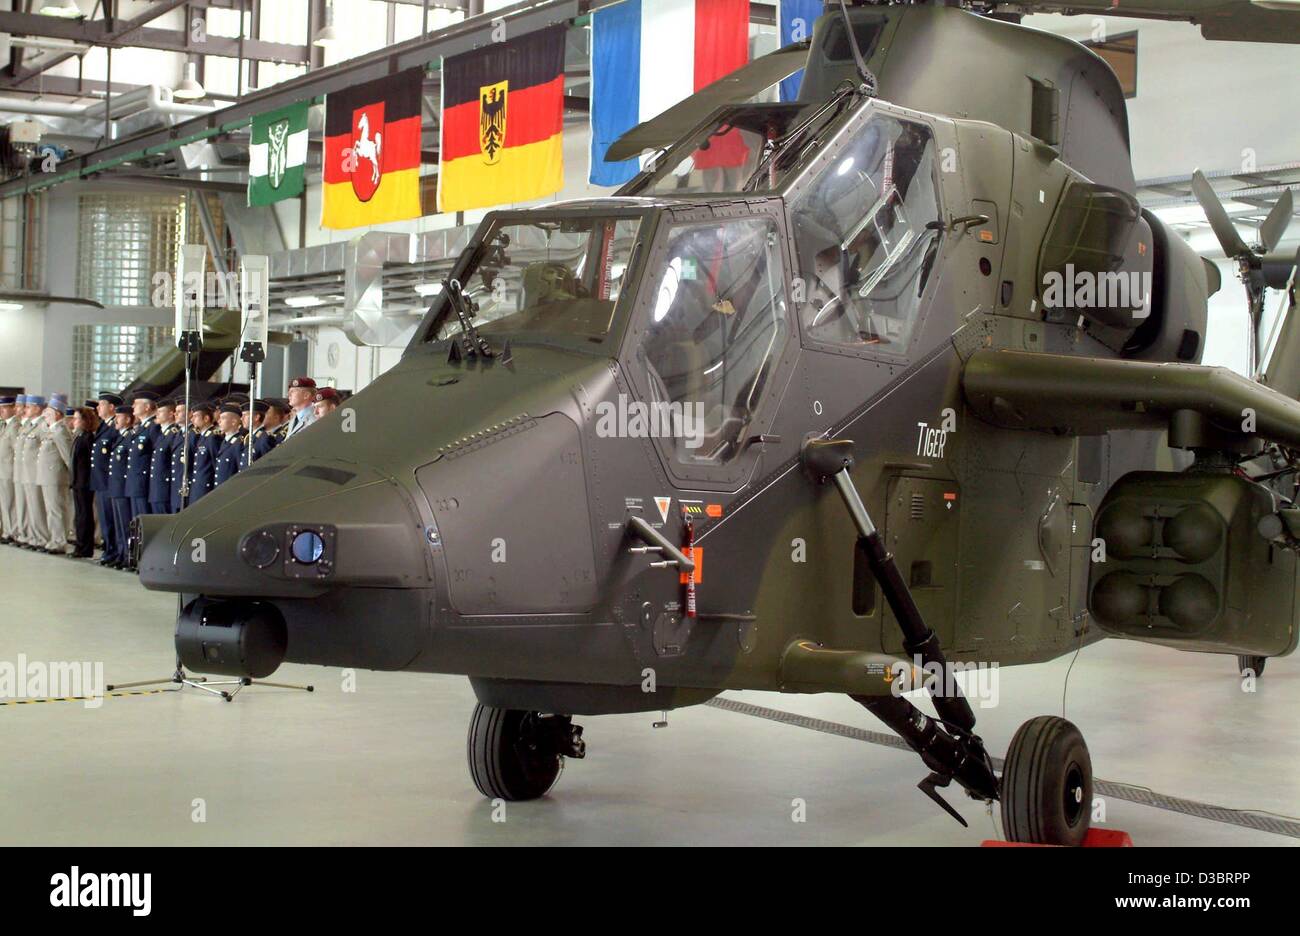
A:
214 431 248 486
250 427 277 461
108 428 133 498
89 422 118 493
149 423 181 503
126 418 162 499
169 428 191 510
188 429 222 503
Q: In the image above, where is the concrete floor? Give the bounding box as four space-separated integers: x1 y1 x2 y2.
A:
1 545 1296 846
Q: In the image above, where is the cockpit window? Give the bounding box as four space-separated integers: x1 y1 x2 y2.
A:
790 115 941 355
429 217 641 343
638 217 789 467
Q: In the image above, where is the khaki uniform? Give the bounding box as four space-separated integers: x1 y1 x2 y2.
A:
11 418 28 542
19 418 49 546
0 415 17 539
37 417 73 552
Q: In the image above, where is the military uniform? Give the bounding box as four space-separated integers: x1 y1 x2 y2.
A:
127 413 161 518
214 429 248 486
284 377 318 439
36 400 73 553
188 426 221 504
19 399 49 548
168 426 192 513
10 401 29 544
89 410 120 562
150 420 182 514
107 411 135 567
0 397 18 543
250 425 277 461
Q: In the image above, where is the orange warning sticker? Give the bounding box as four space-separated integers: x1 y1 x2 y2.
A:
705 504 723 518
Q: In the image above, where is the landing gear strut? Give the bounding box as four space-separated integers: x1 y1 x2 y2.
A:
804 438 1093 844
467 704 586 801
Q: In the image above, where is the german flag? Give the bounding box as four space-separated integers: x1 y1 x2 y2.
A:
438 26 565 213
322 68 423 230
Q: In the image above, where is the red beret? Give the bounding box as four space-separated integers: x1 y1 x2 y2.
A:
289 376 317 390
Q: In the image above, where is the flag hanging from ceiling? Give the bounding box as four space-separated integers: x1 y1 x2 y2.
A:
438 25 566 213
321 68 424 230
248 100 309 206
589 0 751 187
777 0 823 101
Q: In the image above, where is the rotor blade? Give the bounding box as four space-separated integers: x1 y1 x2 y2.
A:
1259 188 1294 253
1003 0 1300 43
1261 245 1300 290
1191 169 1253 258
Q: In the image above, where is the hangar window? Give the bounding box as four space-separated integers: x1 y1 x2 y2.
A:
639 216 789 467
790 115 942 356
78 192 226 307
1084 32 1138 99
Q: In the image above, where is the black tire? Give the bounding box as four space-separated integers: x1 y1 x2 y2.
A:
1001 715 1093 846
467 704 563 801
1237 655 1266 678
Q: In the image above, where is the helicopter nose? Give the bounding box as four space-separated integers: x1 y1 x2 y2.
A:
136 457 434 599
136 457 440 678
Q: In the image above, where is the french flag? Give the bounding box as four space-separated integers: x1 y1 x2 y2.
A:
589 0 751 187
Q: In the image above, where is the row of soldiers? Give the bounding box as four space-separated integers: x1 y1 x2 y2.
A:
0 375 341 570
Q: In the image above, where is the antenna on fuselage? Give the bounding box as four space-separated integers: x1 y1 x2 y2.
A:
837 0 878 96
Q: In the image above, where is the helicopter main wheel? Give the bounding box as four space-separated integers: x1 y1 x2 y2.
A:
467 704 576 801
1000 715 1093 846
1236 655 1266 678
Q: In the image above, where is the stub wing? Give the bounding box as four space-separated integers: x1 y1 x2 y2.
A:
962 349 1300 449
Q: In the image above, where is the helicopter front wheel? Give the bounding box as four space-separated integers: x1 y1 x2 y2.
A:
1000 716 1093 846
467 704 585 801
1237 655 1266 678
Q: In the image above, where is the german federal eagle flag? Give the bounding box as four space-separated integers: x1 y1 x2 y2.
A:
322 68 423 229
438 25 566 213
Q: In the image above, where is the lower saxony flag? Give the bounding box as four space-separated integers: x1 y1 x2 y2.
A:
438 25 565 213
248 100 308 206
321 68 423 229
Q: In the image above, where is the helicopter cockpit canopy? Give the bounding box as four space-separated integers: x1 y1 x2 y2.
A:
787 109 943 354
425 211 645 349
624 103 814 197
629 93 947 359
623 89 861 198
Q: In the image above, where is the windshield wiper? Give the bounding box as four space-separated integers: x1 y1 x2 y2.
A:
741 81 861 193
444 278 495 360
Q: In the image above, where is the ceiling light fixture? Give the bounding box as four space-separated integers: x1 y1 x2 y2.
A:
173 62 206 101
313 2 340 47
38 0 83 18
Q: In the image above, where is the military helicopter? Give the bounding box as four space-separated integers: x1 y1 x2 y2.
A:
133 0 1300 845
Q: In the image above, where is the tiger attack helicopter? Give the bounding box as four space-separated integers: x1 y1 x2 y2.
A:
133 0 1300 845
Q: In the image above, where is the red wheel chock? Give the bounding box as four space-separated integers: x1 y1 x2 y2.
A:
981 829 1133 847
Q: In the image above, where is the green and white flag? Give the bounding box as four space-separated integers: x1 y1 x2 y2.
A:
248 100 309 206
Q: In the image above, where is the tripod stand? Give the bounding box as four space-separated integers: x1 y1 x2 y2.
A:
107 330 314 702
